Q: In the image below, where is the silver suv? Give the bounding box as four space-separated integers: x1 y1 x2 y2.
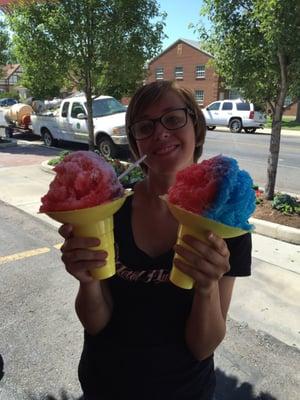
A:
202 100 266 133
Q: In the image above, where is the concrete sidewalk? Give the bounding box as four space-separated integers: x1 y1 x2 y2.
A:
0 154 299 350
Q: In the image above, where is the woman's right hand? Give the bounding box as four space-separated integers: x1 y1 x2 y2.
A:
59 224 108 284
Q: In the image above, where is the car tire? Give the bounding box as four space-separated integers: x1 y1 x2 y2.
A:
244 128 256 133
97 135 117 159
207 126 216 130
229 118 242 133
42 128 56 147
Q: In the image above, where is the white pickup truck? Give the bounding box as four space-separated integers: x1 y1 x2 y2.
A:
31 95 128 158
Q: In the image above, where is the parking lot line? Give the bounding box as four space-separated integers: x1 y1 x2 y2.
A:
53 243 63 250
0 247 50 265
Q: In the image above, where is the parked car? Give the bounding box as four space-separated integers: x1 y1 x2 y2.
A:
202 100 266 133
31 95 128 158
0 98 18 107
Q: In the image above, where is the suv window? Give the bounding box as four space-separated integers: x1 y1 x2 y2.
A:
207 102 221 111
222 102 233 110
236 103 251 111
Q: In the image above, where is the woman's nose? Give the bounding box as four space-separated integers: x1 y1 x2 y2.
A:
153 121 170 139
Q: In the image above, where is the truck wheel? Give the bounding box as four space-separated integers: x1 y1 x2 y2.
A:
97 136 117 159
229 118 242 133
42 128 56 147
5 127 13 138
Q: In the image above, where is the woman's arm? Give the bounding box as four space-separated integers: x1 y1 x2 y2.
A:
174 232 235 360
185 276 235 360
75 280 113 335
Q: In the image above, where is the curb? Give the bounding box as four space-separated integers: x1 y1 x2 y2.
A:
212 127 299 137
41 160 56 174
250 217 300 245
0 139 17 148
40 160 300 245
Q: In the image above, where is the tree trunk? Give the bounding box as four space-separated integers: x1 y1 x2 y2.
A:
264 51 287 200
85 69 95 151
296 99 300 123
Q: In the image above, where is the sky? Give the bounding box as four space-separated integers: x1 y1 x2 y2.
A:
1 1 207 50
158 0 207 49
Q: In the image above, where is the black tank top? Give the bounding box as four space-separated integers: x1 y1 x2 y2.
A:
79 196 252 399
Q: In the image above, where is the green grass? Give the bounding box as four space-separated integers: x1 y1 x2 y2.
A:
265 116 300 131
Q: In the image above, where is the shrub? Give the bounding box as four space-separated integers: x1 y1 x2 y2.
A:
47 150 71 166
272 193 300 216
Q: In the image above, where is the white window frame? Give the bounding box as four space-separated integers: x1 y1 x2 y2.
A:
195 90 204 104
155 67 164 80
174 66 184 80
195 65 205 79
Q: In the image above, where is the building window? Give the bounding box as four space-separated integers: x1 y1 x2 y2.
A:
9 74 18 84
175 66 184 79
195 65 205 79
155 67 164 80
284 96 293 107
195 90 204 104
228 90 240 100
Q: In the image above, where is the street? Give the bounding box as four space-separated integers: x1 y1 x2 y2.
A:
2 128 300 194
203 130 300 195
0 202 299 400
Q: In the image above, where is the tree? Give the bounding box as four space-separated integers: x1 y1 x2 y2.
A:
198 0 300 199
0 17 10 77
296 101 300 123
7 0 166 150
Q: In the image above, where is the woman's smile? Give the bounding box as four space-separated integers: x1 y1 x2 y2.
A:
152 143 180 156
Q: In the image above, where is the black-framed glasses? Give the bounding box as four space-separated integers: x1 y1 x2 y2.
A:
129 107 193 141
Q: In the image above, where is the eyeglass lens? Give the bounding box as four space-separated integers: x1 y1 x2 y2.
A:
132 108 187 139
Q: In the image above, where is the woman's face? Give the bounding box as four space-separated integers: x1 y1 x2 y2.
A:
134 90 196 176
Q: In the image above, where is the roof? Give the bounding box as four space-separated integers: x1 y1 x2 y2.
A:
1 64 20 80
149 38 213 64
64 95 113 102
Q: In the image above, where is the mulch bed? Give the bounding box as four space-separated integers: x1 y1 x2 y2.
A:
253 199 300 229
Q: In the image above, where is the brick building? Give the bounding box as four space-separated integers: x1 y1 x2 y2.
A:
147 38 228 107
0 64 28 98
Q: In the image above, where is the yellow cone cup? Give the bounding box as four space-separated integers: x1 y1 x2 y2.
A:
42 191 132 280
161 196 249 289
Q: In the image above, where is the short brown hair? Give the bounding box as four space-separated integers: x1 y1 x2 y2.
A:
125 81 206 169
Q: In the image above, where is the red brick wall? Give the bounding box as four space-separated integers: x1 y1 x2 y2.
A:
283 102 297 117
147 41 222 107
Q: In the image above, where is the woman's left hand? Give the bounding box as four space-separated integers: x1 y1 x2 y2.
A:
173 232 230 295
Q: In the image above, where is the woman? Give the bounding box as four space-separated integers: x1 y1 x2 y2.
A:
59 81 252 399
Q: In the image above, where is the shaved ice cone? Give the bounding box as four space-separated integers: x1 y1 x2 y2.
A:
161 196 248 289
39 151 128 280
43 192 132 280
164 155 256 289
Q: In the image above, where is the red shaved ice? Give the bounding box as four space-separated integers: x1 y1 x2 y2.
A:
40 151 124 212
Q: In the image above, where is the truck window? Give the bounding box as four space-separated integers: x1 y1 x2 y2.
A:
91 98 126 117
71 102 86 118
61 102 70 118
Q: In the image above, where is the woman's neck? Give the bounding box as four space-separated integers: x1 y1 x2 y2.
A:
144 172 175 198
